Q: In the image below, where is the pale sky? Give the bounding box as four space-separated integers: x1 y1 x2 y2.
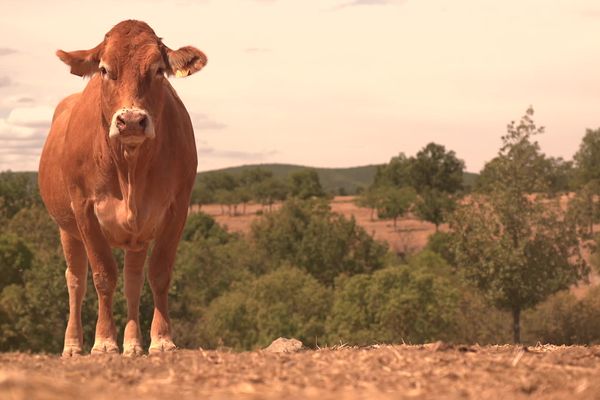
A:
1 0 599 173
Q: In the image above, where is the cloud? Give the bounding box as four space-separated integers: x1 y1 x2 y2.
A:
244 47 271 53
190 112 227 131
198 146 278 161
0 47 17 56
0 106 53 170
580 9 600 18
334 0 406 9
0 76 11 87
6 106 54 128
0 120 46 141
17 97 35 104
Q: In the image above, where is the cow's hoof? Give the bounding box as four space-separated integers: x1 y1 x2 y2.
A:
148 339 177 355
91 340 119 355
62 345 83 358
123 341 144 357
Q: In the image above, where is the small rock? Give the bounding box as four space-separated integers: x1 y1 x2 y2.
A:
425 341 452 352
264 337 304 353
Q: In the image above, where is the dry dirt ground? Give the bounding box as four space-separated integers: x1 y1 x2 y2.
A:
2 344 600 400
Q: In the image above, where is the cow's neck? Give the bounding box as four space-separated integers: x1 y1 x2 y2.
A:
107 140 155 234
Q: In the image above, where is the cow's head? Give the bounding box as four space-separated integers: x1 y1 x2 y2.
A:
56 20 206 147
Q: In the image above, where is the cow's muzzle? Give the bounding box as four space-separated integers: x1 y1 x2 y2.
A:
109 108 155 144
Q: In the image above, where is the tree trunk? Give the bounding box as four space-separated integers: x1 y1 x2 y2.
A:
393 217 397 231
435 223 439 233
512 306 521 344
370 208 375 221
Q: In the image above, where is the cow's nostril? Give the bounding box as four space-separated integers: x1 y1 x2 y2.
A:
138 115 148 130
116 115 127 131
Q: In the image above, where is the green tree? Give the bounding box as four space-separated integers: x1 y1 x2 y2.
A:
451 107 588 343
203 266 331 350
567 180 600 238
409 143 465 194
289 169 325 199
546 157 575 194
415 189 456 231
523 288 600 345
0 234 33 291
372 153 412 188
253 177 288 212
0 171 41 218
354 186 382 221
250 199 388 285
574 128 600 187
327 251 458 345
375 186 417 230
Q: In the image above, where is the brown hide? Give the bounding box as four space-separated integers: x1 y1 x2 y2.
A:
38 20 206 356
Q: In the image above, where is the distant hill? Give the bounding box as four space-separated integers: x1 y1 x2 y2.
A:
197 163 479 195
197 164 379 195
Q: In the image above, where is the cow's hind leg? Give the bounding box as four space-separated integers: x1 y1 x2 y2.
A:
122 247 147 356
60 229 88 357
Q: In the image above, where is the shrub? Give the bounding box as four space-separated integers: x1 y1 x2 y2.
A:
202 266 331 350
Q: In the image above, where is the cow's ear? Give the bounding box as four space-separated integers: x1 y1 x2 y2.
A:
56 44 102 77
165 46 207 78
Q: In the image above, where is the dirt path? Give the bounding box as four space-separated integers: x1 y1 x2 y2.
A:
2 345 600 400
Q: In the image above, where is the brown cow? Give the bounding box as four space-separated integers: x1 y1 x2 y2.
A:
38 20 207 356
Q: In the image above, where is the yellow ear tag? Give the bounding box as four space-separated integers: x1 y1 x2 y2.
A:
175 69 190 78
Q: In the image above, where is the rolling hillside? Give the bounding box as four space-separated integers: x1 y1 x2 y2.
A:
197 163 479 194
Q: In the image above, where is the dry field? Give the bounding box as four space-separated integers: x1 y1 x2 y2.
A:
2 344 600 400
200 196 438 255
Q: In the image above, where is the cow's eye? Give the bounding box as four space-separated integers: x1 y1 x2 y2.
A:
99 66 107 76
156 67 165 76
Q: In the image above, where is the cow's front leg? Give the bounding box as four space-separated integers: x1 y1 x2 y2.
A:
147 202 188 354
123 247 147 356
72 199 119 355
60 228 88 357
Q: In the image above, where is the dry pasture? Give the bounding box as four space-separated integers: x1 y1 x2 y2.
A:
1 344 600 400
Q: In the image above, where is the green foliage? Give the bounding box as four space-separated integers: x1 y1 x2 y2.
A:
375 186 417 229
0 234 33 289
425 231 456 266
451 107 588 343
250 199 388 285
410 143 464 194
452 196 586 313
0 172 41 219
566 180 600 238
573 128 600 187
415 189 456 230
253 177 288 210
182 211 230 243
327 251 458 345
546 157 575 194
203 266 331 350
372 153 412 188
523 288 600 345
288 169 326 199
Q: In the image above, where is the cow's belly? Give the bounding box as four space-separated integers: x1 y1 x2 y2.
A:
94 197 168 251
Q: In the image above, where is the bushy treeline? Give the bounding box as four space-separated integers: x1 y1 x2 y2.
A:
1 194 600 353
190 167 327 214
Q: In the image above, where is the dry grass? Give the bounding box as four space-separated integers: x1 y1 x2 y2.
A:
199 196 438 256
2 345 600 400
